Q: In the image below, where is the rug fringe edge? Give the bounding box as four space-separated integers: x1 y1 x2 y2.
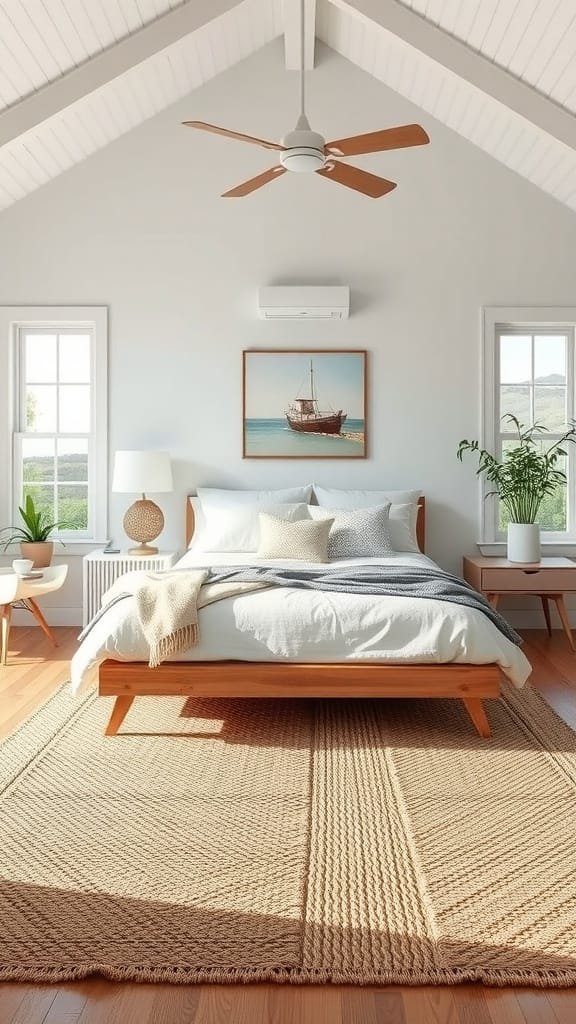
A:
1 965 575 988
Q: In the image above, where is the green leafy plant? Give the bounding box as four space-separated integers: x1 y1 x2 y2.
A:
457 414 576 525
0 494 68 549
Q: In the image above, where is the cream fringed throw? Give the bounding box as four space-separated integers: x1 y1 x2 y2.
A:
3 684 576 986
102 570 269 667
132 570 207 667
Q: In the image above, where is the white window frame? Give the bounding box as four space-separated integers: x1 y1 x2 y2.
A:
481 307 576 551
0 306 108 551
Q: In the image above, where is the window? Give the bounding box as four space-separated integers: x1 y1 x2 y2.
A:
0 307 107 546
482 308 576 545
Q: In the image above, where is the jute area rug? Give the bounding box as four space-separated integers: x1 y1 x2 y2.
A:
1 684 576 987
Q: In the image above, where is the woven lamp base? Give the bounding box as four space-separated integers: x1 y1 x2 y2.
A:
123 498 164 557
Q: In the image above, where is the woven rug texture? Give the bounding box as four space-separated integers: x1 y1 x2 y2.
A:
1 684 576 986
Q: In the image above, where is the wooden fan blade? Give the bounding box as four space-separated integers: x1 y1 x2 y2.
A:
317 161 396 198
182 121 283 152
325 124 429 156
222 166 287 197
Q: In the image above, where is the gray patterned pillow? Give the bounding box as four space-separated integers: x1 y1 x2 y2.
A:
257 514 334 562
326 503 394 558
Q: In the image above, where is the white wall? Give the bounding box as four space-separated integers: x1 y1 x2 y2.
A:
2 40 576 626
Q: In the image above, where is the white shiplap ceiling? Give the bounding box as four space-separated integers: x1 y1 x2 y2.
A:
0 0 576 213
0 0 180 111
0 0 284 209
402 0 576 113
322 0 576 211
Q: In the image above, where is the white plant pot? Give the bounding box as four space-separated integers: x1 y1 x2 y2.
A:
507 523 541 564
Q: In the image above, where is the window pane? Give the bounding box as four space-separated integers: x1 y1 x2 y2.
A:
498 442 567 532
22 438 55 482
22 484 55 522
26 385 57 431
57 438 88 481
534 386 567 430
500 385 530 425
58 385 90 431
499 335 531 384
538 484 567 531
58 485 88 530
534 335 566 384
59 335 91 383
24 334 56 383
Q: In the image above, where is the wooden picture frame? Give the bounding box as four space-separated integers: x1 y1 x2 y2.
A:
243 349 367 459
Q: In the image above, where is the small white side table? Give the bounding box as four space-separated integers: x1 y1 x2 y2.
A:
0 565 68 665
82 550 178 626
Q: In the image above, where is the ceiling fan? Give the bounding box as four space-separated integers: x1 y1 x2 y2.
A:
182 1 429 198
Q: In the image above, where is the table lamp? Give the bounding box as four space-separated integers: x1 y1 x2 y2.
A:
112 450 173 555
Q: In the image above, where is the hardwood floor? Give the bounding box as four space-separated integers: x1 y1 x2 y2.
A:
1 626 575 1023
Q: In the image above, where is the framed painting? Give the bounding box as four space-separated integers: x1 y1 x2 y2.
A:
243 349 367 459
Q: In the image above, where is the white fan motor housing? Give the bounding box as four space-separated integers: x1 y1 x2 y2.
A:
280 123 326 173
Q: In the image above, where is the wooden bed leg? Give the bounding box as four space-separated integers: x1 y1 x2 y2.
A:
462 698 491 738
105 696 135 736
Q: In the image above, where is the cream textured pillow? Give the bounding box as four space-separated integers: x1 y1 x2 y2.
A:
257 513 334 562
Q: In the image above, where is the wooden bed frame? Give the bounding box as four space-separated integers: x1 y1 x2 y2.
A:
99 496 501 738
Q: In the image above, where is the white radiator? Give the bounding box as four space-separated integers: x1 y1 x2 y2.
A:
82 552 175 626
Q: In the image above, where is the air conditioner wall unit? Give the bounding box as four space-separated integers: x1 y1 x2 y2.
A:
257 286 350 320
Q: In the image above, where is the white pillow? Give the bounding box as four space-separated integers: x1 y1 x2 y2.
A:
313 485 421 508
389 503 420 553
198 485 313 509
309 502 420 553
196 501 310 552
189 485 313 551
257 514 333 562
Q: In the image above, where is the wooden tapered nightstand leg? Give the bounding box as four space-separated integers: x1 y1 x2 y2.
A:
552 594 575 652
540 595 552 637
105 696 135 736
486 593 500 609
462 697 491 738
1 604 11 666
22 598 57 647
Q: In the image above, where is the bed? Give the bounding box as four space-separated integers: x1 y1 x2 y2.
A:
71 494 531 738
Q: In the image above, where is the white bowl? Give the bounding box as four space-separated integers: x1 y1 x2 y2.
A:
12 558 34 575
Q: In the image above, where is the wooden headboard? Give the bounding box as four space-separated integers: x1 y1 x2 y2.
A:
186 495 426 552
416 495 426 552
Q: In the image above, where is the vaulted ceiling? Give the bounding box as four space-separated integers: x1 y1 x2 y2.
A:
0 0 575 214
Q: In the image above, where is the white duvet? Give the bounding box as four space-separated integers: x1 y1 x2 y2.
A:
70 550 532 691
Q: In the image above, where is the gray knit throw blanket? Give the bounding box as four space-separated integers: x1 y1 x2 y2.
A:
203 564 522 647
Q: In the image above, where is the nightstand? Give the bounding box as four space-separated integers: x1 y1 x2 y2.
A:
82 550 178 626
0 565 68 665
463 555 576 651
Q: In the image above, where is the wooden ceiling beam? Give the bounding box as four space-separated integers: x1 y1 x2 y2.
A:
284 0 316 70
0 0 245 149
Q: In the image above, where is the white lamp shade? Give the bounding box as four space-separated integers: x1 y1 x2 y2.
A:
112 450 173 494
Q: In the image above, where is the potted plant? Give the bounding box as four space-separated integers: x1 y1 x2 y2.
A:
457 414 576 563
1 494 68 568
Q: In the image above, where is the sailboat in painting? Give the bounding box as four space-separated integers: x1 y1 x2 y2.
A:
286 360 347 435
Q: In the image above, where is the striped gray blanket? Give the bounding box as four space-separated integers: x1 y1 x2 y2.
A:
81 563 521 647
